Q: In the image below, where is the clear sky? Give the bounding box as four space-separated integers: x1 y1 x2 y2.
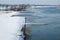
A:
0 0 60 5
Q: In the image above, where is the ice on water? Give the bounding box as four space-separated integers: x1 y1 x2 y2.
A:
0 11 25 40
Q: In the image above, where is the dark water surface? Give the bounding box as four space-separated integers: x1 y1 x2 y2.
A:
19 7 60 40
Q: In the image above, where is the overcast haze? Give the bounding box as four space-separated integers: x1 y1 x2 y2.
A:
0 0 60 5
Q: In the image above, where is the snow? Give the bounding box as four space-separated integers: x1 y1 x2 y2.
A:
0 11 25 40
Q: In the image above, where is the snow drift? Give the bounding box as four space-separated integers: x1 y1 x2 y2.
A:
0 11 25 40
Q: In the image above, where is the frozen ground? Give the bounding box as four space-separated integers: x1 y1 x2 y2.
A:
0 11 25 40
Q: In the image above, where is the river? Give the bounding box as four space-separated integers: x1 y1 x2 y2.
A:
0 6 60 40
19 6 60 40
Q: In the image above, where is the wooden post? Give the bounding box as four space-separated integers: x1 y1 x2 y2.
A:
21 17 27 40
24 17 27 40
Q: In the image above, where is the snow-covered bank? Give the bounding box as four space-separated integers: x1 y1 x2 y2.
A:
0 11 25 40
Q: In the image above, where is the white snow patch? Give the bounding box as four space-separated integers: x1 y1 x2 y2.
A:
0 11 25 40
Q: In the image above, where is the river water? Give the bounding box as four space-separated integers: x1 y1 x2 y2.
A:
0 6 60 40
19 7 60 40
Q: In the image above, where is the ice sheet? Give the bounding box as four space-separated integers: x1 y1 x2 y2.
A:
0 11 25 40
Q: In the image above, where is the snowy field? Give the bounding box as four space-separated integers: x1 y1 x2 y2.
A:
0 11 25 40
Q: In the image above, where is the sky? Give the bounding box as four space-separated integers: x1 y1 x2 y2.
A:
0 0 60 5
